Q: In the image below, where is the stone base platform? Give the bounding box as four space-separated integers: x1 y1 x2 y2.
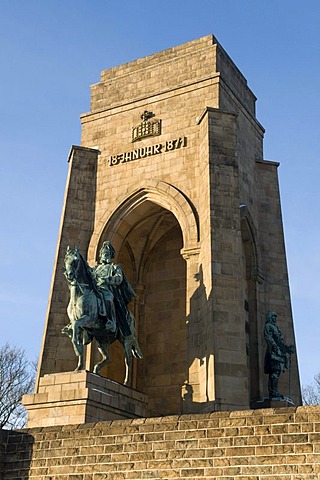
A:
22 370 148 427
254 396 295 409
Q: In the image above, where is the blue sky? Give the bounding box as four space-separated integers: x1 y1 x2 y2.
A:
0 1 319 388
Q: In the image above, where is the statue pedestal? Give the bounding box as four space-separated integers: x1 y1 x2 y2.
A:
253 396 294 409
22 370 148 428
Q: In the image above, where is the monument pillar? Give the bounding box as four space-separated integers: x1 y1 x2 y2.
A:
35 146 99 390
181 246 209 409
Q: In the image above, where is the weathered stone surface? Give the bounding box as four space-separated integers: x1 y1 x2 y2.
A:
2 406 320 479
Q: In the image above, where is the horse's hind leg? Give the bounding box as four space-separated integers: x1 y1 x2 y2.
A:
75 355 84 371
123 340 133 386
94 342 110 375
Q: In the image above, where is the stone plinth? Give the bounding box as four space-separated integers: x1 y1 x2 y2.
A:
254 396 295 409
22 370 148 427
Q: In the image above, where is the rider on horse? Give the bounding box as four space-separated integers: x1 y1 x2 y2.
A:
63 244 142 378
93 241 135 337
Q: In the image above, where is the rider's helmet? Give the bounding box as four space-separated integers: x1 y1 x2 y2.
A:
100 241 115 261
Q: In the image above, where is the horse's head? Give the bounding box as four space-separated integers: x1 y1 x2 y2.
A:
64 246 81 283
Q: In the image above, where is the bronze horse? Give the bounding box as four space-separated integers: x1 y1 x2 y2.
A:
62 246 142 385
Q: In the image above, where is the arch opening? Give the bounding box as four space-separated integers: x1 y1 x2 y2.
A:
93 199 187 416
241 216 260 404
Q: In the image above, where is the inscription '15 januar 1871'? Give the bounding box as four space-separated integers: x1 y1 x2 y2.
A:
109 136 187 167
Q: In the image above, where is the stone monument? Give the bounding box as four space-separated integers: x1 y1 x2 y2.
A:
23 35 301 427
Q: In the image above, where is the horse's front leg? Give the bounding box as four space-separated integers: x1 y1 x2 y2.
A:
71 325 84 370
72 316 91 371
62 322 83 370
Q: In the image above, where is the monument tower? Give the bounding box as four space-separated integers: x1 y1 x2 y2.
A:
26 35 301 425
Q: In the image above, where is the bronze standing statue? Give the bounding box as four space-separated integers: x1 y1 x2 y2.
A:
62 242 143 385
264 311 295 399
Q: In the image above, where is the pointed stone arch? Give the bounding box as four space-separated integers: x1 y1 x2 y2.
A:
240 204 263 284
88 180 200 263
86 181 200 412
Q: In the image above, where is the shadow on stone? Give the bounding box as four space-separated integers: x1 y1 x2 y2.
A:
1 430 34 479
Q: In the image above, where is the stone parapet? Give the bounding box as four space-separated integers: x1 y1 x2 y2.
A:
2 405 320 479
87 34 256 116
0 430 9 477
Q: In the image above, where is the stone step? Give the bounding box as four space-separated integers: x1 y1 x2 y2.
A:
2 406 320 479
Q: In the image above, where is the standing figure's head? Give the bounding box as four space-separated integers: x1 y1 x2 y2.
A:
266 311 277 324
99 240 116 263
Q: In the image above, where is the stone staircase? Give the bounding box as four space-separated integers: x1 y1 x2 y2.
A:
2 405 320 479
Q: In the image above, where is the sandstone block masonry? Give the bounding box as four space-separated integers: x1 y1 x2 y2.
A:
23 371 148 428
2 406 320 479
34 34 301 416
